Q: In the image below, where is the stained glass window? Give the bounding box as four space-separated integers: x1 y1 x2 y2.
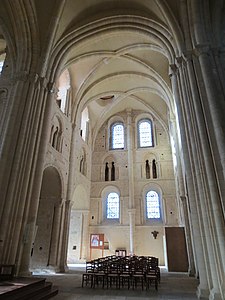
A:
138 119 153 147
107 192 119 219
146 191 160 219
111 123 124 149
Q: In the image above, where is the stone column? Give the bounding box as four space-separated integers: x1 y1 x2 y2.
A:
126 109 136 254
127 109 135 208
169 64 209 297
80 210 90 261
16 78 56 275
196 46 225 183
180 196 196 277
0 75 39 265
58 200 72 272
128 209 136 255
185 52 225 298
47 200 63 270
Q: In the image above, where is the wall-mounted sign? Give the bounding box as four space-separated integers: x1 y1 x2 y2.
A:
90 234 104 259
90 234 104 249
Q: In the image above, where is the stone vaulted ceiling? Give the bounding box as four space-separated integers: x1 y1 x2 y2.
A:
36 0 183 137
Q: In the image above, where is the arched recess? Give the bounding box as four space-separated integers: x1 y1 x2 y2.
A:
103 154 117 182
80 106 89 142
67 184 90 263
143 152 159 180
31 166 62 270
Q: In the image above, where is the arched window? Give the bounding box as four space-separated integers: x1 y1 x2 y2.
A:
111 123 124 149
106 192 119 219
80 107 89 142
138 119 153 148
146 191 161 219
57 69 70 115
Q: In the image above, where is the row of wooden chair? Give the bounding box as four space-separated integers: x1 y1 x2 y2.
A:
82 255 160 290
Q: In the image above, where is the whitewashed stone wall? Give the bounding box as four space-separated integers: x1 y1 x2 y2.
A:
86 110 178 264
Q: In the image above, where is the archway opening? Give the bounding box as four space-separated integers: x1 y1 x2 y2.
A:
31 167 62 271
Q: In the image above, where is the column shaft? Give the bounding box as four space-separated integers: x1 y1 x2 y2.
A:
170 65 209 297
80 211 90 261
127 110 135 255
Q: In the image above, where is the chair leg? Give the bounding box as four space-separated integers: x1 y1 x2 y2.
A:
155 278 158 291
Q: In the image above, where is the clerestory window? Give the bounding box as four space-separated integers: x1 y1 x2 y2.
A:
111 123 124 149
138 119 153 148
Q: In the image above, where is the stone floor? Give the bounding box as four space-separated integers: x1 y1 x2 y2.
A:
35 265 199 300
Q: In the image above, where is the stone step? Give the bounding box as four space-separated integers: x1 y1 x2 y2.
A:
0 277 58 300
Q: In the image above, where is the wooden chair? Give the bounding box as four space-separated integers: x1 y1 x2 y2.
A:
0 265 15 281
92 271 106 289
106 262 120 289
147 256 160 284
145 263 158 291
118 260 131 289
131 261 145 290
82 261 94 287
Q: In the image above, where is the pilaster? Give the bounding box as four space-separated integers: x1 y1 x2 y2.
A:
80 210 90 261
128 209 136 255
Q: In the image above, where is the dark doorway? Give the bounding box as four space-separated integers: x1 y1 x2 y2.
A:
165 227 189 272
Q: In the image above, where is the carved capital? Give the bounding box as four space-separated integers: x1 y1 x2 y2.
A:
47 81 57 94
128 208 136 215
169 64 177 77
193 44 210 57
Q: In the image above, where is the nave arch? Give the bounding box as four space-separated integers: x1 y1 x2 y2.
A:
31 166 64 271
0 1 225 299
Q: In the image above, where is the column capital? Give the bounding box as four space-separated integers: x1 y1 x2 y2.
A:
175 56 184 66
126 109 132 125
180 196 187 202
193 44 210 57
73 209 90 215
128 208 136 215
169 64 177 77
